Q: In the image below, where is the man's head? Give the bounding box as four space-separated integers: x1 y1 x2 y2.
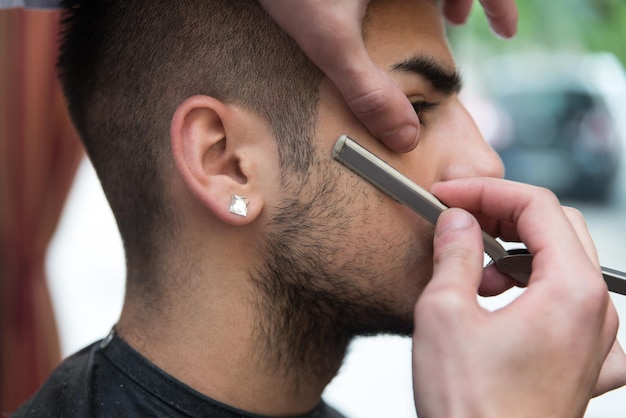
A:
58 0 503 376
57 0 323 271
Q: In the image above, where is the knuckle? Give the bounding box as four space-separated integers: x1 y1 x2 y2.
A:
533 185 559 204
588 279 611 307
418 283 468 318
563 206 584 219
434 239 476 266
570 273 610 313
521 185 561 215
563 206 588 229
347 88 392 117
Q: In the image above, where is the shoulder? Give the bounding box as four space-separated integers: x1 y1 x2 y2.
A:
309 401 346 418
12 337 163 417
12 341 102 417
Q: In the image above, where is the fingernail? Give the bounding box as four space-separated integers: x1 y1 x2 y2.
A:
437 210 473 234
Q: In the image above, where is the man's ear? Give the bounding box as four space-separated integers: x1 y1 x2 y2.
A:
170 95 268 226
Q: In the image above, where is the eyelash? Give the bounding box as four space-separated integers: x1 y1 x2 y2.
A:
411 101 438 125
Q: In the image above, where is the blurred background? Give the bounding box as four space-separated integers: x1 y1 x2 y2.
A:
2 0 626 417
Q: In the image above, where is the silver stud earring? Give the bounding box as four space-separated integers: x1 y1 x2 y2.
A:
229 195 249 217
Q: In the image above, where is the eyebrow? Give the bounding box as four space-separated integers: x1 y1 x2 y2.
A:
392 55 463 95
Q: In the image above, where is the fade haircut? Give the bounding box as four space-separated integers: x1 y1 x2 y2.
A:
57 0 324 270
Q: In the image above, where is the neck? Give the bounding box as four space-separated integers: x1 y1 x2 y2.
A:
250 274 353 387
116 262 350 416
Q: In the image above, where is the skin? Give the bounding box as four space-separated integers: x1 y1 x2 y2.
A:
415 182 626 417
115 0 625 417
260 0 518 152
11 0 518 152
299 0 505 320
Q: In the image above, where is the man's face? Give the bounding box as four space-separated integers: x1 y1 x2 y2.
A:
258 0 504 336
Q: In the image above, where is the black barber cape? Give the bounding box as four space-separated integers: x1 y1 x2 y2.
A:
12 330 345 418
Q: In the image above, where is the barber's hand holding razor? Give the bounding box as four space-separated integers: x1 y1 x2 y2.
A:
259 0 518 152
412 178 626 418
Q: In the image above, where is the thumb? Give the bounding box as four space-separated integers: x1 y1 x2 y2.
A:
442 0 473 25
427 209 485 297
258 0 420 152
593 338 626 397
328 55 421 153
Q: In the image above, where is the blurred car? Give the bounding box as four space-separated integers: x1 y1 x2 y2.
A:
480 53 625 201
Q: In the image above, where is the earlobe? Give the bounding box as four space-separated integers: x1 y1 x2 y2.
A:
170 95 265 226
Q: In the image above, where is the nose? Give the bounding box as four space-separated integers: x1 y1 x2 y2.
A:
438 99 505 181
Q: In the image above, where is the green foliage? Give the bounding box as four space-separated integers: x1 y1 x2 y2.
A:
447 0 626 66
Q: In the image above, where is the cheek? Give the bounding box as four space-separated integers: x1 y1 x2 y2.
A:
346 180 435 290
307 157 436 310
392 143 444 190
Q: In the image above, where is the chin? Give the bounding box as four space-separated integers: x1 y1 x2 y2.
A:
354 315 415 338
346 294 416 338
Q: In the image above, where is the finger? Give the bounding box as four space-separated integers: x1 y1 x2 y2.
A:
562 206 618 376
478 264 518 296
430 178 595 288
442 0 474 25
305 37 421 152
431 179 571 254
426 209 485 298
563 206 600 267
479 0 518 38
590 295 623 397
259 0 421 152
331 59 421 152
593 339 626 397
472 212 519 242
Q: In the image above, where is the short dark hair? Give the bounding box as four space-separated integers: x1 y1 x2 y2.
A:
57 0 323 273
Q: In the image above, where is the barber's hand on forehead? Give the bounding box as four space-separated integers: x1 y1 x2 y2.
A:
259 0 518 153
412 178 626 417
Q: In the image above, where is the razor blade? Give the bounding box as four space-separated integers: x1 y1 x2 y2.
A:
332 134 626 295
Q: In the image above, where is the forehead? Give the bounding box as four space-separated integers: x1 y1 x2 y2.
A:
364 0 454 72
